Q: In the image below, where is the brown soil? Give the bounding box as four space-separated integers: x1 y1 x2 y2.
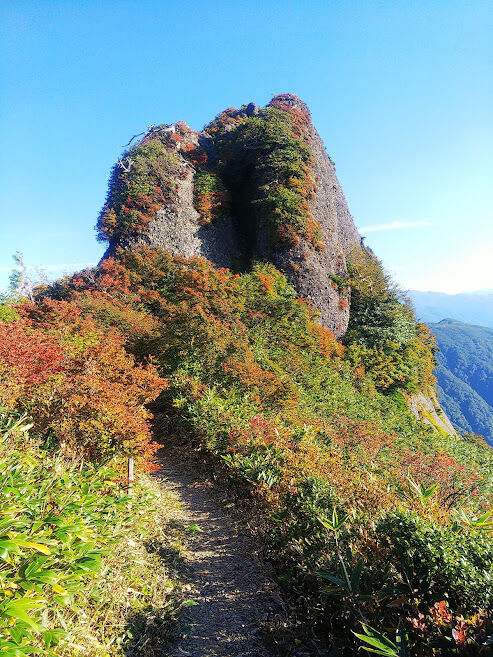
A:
156 454 314 657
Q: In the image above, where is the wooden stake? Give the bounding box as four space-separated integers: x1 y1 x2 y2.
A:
127 456 134 496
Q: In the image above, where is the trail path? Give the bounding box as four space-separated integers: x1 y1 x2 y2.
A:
156 454 308 657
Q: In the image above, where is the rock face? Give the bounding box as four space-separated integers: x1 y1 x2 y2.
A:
104 130 239 269
99 94 456 435
409 390 457 436
258 96 361 336
103 95 361 337
132 168 238 270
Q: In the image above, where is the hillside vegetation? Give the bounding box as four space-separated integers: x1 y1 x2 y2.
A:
28 245 491 655
0 413 185 656
0 290 186 655
1 95 492 655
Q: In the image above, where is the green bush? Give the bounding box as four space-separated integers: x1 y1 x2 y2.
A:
375 510 493 611
270 476 342 579
0 297 19 323
345 247 436 393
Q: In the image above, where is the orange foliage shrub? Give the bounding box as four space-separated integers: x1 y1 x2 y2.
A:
0 322 63 405
308 323 344 359
0 300 166 462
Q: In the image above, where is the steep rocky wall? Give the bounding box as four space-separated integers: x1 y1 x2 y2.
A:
104 129 238 269
409 390 457 435
259 96 361 336
102 96 362 337
129 167 238 269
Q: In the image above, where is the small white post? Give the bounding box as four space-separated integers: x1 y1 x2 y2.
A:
127 456 134 496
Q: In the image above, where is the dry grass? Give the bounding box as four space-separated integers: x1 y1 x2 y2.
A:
57 474 187 657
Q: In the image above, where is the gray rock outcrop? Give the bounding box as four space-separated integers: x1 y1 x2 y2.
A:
258 97 361 336
132 168 238 270
106 96 361 337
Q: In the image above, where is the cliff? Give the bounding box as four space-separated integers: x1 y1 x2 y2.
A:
96 93 456 436
98 94 361 337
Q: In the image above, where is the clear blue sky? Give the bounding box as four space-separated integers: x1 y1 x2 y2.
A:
1 0 492 293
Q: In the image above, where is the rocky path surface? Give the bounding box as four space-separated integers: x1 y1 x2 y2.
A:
155 454 300 657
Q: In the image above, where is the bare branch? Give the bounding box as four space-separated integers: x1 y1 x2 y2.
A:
121 124 176 148
122 130 147 148
117 157 134 173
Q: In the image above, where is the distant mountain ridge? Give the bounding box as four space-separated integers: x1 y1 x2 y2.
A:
409 290 493 327
429 319 493 444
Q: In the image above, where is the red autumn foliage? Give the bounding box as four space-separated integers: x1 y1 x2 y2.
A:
308 323 345 359
268 93 312 133
0 299 166 463
431 600 453 625
0 322 63 388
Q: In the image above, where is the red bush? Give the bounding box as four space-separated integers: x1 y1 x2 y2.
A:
0 300 166 463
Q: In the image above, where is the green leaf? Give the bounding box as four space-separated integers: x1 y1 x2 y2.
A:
54 593 71 607
319 507 349 532
3 599 45 630
350 559 364 592
353 623 399 656
23 542 51 555
73 555 102 572
0 648 36 657
471 509 493 530
318 571 347 589
7 624 27 644
22 556 49 579
0 540 21 558
43 628 66 648
396 620 410 657
182 599 199 607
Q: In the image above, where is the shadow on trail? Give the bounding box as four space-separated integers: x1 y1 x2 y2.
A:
151 449 318 657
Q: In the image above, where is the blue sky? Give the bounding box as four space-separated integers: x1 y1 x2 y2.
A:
1 0 492 293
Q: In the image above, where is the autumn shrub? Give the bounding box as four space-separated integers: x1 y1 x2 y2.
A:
269 476 341 574
329 273 349 291
0 299 165 462
193 169 229 225
37 246 493 655
339 510 493 655
97 132 184 243
0 296 19 322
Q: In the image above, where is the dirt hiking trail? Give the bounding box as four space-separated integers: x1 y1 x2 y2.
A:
156 453 314 657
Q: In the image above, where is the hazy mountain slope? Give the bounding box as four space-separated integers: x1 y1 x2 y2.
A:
410 290 493 327
430 319 493 443
435 368 493 444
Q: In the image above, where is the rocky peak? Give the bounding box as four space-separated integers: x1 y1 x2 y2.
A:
98 94 362 337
